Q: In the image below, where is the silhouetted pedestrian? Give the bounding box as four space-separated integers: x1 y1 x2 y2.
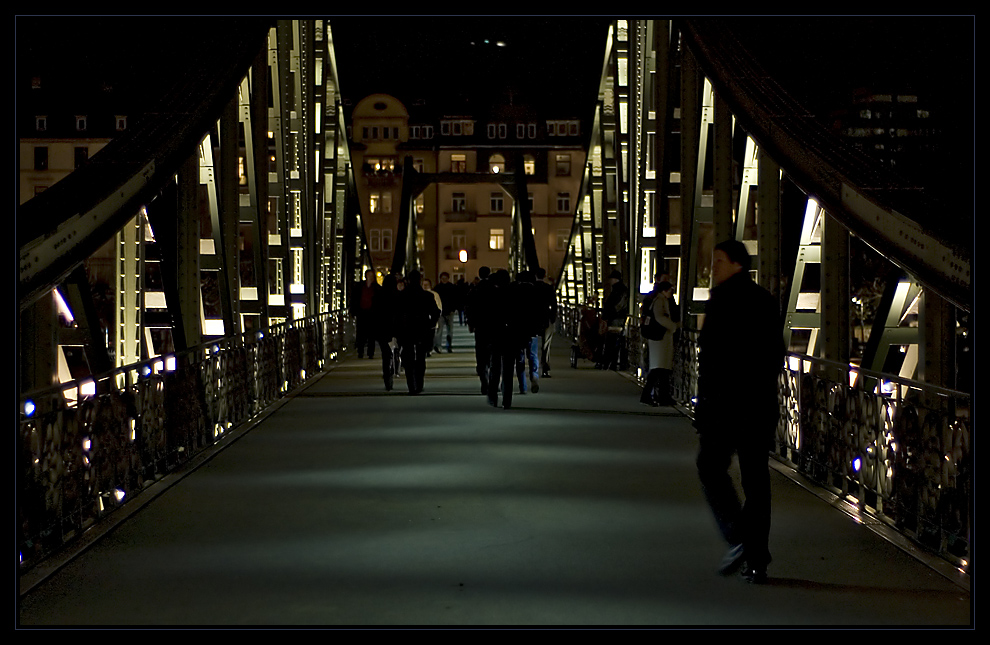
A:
396 270 441 394
694 239 783 584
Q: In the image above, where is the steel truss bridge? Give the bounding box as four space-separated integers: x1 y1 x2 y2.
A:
17 19 971 581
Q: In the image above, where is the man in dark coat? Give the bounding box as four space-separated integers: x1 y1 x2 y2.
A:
466 266 496 394
396 270 441 394
694 239 783 584
351 269 380 359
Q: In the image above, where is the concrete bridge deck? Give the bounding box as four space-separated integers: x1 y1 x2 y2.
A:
17 324 971 627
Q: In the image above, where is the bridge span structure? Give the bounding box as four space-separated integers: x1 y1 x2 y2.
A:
17 18 970 584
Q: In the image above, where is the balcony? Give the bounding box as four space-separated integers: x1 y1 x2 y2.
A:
444 209 477 223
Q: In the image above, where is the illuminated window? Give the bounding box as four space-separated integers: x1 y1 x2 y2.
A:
451 154 467 173
489 154 505 174
370 191 392 214
489 228 505 250
524 156 535 175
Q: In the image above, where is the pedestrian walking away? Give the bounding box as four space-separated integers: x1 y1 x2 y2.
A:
396 270 441 394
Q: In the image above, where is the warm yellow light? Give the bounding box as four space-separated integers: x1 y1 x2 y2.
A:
459 249 468 263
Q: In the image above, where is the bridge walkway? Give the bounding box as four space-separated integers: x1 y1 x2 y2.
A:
17 323 971 627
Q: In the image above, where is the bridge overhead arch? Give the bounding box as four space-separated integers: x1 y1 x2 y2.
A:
18 19 273 312
677 19 970 312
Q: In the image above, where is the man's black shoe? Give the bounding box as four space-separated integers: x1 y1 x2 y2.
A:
742 566 768 584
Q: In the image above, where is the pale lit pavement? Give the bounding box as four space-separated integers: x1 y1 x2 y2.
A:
18 323 971 627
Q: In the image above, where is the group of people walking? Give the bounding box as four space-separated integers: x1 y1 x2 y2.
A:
464 267 557 410
350 266 556 404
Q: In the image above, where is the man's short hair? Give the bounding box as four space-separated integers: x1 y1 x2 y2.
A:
714 239 751 273
535 267 547 279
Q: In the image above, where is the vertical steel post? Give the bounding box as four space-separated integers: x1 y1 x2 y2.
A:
678 46 700 318
821 213 850 378
713 90 733 246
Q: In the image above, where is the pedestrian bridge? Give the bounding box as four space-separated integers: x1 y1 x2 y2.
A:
17 17 972 627
18 325 969 627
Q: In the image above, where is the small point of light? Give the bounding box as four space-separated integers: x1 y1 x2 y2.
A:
459 249 468 263
82 438 91 451
301 369 307 380
853 456 862 472
141 365 152 378
114 489 125 502
164 355 176 372
24 400 36 417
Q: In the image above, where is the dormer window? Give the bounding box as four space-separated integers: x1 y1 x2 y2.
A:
115 115 127 131
35 116 47 132
75 115 87 132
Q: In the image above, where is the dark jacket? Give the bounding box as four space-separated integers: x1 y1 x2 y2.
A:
694 271 783 443
397 284 441 344
371 276 400 342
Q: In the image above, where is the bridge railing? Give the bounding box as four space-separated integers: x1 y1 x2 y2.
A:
561 302 970 572
672 327 969 573
18 310 355 575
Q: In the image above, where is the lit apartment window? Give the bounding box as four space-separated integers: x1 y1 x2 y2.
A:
489 154 505 174
74 146 88 169
451 154 467 173
451 192 466 212
75 115 87 131
490 192 504 213
370 191 392 214
35 116 47 132
34 146 48 171
556 192 570 213
556 154 571 176
489 228 505 250
415 194 425 214
524 156 535 175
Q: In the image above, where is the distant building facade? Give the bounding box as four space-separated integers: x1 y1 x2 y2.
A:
828 87 940 184
348 93 586 283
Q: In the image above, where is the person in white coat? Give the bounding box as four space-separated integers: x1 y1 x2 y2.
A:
640 281 679 405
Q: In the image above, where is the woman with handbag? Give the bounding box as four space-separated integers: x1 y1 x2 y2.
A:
640 281 679 406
